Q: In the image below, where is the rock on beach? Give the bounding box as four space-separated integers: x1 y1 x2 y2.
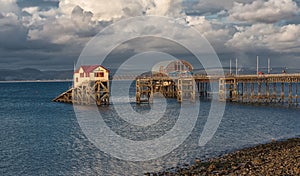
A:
147 138 300 176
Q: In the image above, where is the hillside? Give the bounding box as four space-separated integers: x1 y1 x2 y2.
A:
0 68 73 81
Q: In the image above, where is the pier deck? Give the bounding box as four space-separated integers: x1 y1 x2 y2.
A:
136 73 300 106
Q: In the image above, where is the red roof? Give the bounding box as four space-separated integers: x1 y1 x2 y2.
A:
74 65 110 74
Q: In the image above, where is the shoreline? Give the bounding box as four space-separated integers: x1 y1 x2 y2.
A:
149 137 300 175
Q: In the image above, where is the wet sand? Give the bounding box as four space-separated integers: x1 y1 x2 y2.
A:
147 138 300 176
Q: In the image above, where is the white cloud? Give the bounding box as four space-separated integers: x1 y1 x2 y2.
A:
0 0 20 25
24 0 184 45
186 16 234 52
186 16 211 31
0 0 19 14
144 0 183 17
226 23 300 53
22 7 39 15
229 0 299 23
58 0 183 21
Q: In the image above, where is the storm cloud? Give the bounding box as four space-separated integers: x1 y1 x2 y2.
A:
0 0 299 71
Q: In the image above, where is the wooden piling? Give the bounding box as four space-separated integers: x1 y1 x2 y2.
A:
272 83 277 103
288 82 292 105
53 80 110 105
266 82 270 103
296 83 298 106
214 73 300 106
258 82 262 103
281 82 285 103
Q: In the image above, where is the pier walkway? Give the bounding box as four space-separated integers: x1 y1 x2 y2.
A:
136 73 300 106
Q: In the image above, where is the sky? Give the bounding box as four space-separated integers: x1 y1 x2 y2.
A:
0 0 299 71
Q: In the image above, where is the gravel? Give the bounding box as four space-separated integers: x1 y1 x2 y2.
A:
146 138 300 176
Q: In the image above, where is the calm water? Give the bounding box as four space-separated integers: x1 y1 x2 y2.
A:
0 81 299 175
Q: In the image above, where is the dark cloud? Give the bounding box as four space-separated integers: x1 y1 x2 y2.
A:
183 0 254 16
17 0 59 9
0 46 80 70
229 0 299 23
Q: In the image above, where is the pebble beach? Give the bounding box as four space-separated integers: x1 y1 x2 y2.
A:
148 138 300 176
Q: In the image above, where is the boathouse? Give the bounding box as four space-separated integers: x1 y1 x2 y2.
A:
53 65 110 105
74 65 109 88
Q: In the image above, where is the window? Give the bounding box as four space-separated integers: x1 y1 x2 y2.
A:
99 72 104 77
95 72 104 77
80 73 84 78
76 78 78 82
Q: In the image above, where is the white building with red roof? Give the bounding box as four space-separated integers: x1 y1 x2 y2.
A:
73 65 109 87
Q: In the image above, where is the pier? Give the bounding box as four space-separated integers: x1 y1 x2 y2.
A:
53 62 300 107
136 73 300 106
219 73 300 105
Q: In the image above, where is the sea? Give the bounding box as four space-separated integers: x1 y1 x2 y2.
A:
0 81 299 175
